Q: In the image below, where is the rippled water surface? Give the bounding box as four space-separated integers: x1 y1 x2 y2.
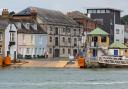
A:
0 68 128 89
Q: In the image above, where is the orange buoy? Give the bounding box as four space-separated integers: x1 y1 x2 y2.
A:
5 54 11 65
0 55 3 66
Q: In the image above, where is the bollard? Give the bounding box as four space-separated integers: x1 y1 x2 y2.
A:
0 55 3 66
5 54 11 65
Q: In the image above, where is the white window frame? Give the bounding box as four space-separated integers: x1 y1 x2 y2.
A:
0 47 2 54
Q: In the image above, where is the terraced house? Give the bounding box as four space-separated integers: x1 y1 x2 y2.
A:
13 14 47 59
0 9 17 60
17 7 83 58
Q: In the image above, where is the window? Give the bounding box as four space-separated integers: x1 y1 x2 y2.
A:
94 19 103 25
49 48 52 54
92 10 96 13
74 43 77 46
0 47 2 54
68 38 71 43
26 48 30 54
0 33 2 41
63 37 65 42
106 10 110 13
74 38 77 42
50 36 52 42
100 10 105 13
26 23 30 29
97 10 101 13
50 26 52 31
66 28 70 33
10 32 15 42
116 29 119 34
55 27 58 34
31 35 33 43
74 29 76 35
68 49 71 54
63 48 65 54
88 10 93 13
63 28 65 32
125 50 127 53
101 36 106 42
116 39 119 41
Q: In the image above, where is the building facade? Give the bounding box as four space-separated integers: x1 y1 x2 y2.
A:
17 7 84 58
0 16 17 60
87 8 121 43
114 24 124 43
87 27 109 61
13 15 47 59
67 11 99 46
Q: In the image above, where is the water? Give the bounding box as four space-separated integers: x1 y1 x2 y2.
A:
0 68 128 89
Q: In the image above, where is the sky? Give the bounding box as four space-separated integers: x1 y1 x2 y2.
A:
0 0 127 16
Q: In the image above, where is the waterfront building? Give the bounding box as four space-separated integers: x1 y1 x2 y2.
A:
114 24 124 43
12 15 47 59
67 11 99 47
17 7 83 58
108 42 128 57
124 25 128 45
87 8 122 43
0 9 17 60
87 27 109 61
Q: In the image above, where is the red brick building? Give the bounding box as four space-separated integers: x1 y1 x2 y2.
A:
67 11 99 33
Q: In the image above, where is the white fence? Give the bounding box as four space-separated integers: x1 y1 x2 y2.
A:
98 56 128 65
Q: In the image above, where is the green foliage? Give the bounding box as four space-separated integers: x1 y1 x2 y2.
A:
121 15 128 24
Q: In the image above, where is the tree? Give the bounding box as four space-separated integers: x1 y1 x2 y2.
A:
121 15 128 25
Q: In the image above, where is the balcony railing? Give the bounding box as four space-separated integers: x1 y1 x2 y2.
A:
98 56 128 65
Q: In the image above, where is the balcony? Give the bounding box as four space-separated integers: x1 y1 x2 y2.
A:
9 41 15 46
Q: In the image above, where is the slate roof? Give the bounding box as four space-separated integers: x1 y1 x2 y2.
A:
88 27 108 35
17 7 78 26
67 11 94 21
109 42 128 49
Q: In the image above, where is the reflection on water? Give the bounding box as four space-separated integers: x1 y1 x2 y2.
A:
0 68 128 89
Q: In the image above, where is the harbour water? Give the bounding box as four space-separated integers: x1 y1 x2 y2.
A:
0 68 128 89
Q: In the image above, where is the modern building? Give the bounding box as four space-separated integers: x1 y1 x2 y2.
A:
114 24 124 43
87 8 122 43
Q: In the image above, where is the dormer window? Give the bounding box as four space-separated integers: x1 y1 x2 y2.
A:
23 23 30 29
15 22 21 29
31 23 37 30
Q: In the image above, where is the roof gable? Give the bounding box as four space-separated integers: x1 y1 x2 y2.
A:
109 42 128 49
88 27 108 35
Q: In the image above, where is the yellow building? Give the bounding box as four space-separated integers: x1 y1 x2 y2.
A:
87 27 109 60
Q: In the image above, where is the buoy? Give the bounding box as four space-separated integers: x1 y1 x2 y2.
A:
5 54 11 65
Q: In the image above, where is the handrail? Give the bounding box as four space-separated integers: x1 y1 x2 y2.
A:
98 56 128 65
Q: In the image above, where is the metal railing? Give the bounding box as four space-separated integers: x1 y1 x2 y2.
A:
98 56 128 65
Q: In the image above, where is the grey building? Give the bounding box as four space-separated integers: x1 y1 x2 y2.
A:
17 7 83 58
87 8 122 43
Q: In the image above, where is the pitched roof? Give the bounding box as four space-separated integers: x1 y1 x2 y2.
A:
88 27 108 35
67 11 94 21
17 7 78 26
109 42 128 49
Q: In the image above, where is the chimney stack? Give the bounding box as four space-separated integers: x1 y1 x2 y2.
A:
2 9 9 17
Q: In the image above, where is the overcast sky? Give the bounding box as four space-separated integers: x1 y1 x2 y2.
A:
0 0 127 16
